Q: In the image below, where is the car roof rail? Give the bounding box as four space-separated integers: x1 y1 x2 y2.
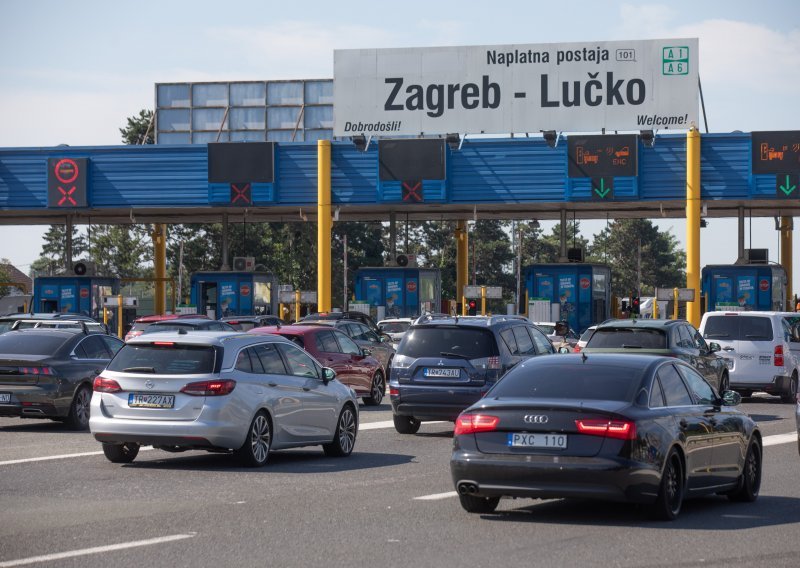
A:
413 312 452 325
488 314 529 325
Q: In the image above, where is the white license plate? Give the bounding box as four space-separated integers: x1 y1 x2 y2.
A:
0 393 10 403
129 393 175 408
423 367 460 378
508 432 567 449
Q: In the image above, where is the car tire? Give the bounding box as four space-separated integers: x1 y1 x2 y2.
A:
780 373 797 403
393 414 421 434
727 438 762 502
66 385 92 430
235 411 271 467
719 372 729 394
364 371 385 406
458 493 500 514
102 442 140 464
648 449 684 521
323 404 357 457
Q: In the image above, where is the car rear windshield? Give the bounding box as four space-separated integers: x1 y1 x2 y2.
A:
579 328 596 342
129 323 152 332
380 322 410 333
107 344 217 374
142 323 195 333
703 316 773 341
587 328 667 349
490 362 643 402
399 327 496 359
0 333 68 355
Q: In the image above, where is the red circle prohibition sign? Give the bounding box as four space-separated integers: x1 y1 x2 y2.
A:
54 159 80 184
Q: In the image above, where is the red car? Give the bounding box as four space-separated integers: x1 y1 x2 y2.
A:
249 325 385 406
124 313 210 342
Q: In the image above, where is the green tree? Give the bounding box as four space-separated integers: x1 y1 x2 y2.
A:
87 224 152 278
470 220 514 300
588 219 685 297
0 260 10 297
32 224 87 274
120 109 155 145
332 222 386 308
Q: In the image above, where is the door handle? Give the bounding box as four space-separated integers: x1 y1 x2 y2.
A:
268 382 277 387
723 347 735 352
303 387 311 391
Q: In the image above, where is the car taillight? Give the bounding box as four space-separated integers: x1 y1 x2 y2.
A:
575 418 636 440
487 356 501 370
93 376 122 393
389 387 399 397
19 366 55 376
774 345 784 367
573 345 581 352
454 414 499 436
180 380 236 396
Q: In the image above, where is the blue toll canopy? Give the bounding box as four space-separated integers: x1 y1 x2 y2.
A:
32 275 120 320
354 267 441 319
702 264 787 312
524 263 612 332
190 271 278 319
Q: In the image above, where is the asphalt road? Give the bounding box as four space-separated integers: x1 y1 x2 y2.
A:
0 394 798 568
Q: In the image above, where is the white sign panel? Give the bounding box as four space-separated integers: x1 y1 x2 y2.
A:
334 38 698 136
485 286 503 299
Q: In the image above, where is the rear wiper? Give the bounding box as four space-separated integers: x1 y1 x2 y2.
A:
440 351 471 360
122 366 156 373
745 335 769 339
706 334 729 338
621 344 644 349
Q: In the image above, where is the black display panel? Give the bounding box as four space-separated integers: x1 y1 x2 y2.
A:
230 183 252 205
567 134 638 178
378 139 445 181
48 157 88 208
208 142 274 183
752 131 800 174
401 181 424 202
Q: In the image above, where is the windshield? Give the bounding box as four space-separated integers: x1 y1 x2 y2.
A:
380 322 410 333
587 328 667 349
107 344 217 374
399 327 496 359
536 324 556 335
0 333 68 355
490 361 643 402
703 316 773 341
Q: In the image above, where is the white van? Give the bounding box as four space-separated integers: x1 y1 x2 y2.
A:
699 311 800 402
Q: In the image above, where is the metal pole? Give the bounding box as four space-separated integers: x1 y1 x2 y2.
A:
317 140 332 312
481 286 486 316
516 224 522 314
685 127 701 327
294 290 301 322
65 216 73 272
781 217 793 310
343 233 348 310
152 224 167 315
637 238 642 299
673 288 679 321
117 294 123 338
389 212 397 262
737 206 745 264
559 209 568 262
456 220 468 314
221 214 230 271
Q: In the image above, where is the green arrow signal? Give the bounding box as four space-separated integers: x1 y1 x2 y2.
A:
595 179 611 198
780 174 797 196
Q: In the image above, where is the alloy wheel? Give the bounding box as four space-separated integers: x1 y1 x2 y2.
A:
250 414 271 464
338 407 357 454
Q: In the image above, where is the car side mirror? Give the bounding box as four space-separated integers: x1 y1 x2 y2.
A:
709 342 721 353
322 367 336 383
721 390 741 407
362 347 372 357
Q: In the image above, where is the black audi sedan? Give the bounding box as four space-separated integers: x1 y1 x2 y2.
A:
0 328 123 429
450 353 762 520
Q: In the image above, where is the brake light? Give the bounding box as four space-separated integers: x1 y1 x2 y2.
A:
575 418 636 440
153 341 175 346
487 356 501 370
774 345 784 367
454 414 499 436
19 366 55 376
389 387 399 397
573 345 582 353
93 376 122 393
180 380 236 396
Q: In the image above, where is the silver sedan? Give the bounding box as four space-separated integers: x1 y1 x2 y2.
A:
90 331 359 467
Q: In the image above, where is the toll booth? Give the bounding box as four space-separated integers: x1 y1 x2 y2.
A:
32 276 120 320
190 271 278 319
354 267 441 319
702 264 787 312
524 263 612 332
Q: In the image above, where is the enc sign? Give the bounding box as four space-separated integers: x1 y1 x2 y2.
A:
334 38 698 136
751 131 800 175
568 134 638 178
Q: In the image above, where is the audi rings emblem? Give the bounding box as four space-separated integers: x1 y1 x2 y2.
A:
145 380 155 390
524 415 549 424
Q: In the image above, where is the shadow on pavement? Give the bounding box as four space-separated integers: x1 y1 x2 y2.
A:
0 420 86 434
481 495 800 529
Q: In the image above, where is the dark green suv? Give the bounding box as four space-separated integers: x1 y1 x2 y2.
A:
582 319 729 392
389 315 556 434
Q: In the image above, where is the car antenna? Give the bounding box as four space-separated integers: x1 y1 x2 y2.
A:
581 352 588 362
276 320 282 329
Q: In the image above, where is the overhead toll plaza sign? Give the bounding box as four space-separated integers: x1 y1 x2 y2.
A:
334 38 698 136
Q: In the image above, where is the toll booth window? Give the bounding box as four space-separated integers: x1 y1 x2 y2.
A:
253 282 271 313
592 273 607 293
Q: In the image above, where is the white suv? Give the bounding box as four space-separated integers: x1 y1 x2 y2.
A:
699 311 800 402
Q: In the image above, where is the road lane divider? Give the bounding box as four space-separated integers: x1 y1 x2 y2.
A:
763 432 796 447
359 420 445 431
0 533 196 567
414 491 458 501
0 446 153 467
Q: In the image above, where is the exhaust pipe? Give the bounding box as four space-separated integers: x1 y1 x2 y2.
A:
22 408 45 415
457 482 478 495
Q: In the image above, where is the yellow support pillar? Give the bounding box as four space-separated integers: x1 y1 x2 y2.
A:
317 140 332 312
456 220 468 313
481 286 487 316
295 290 301 323
781 217 793 310
152 224 167 315
685 127 701 327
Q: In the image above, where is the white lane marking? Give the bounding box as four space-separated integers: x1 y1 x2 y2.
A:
0 446 153 467
763 432 796 447
414 491 458 501
0 533 196 567
359 419 445 431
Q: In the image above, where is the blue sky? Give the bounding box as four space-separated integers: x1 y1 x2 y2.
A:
1 0 799 291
